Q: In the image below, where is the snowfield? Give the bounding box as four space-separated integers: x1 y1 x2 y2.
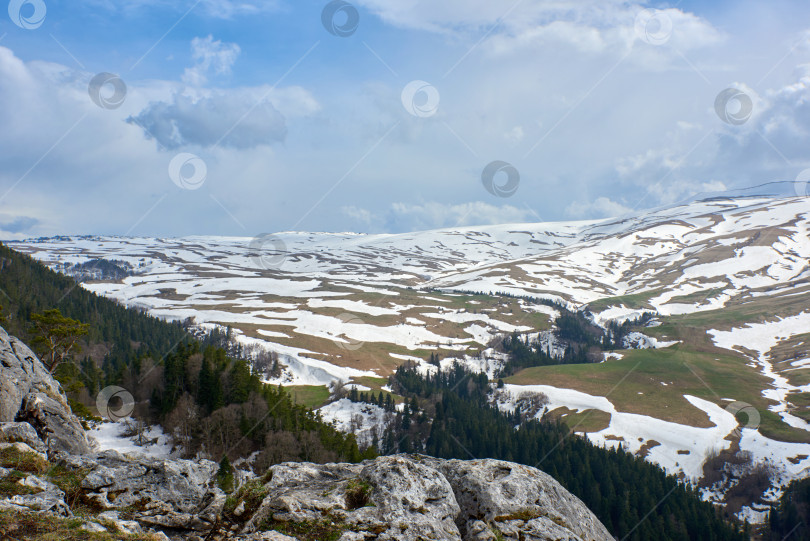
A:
88 421 174 458
317 399 390 447
11 193 810 522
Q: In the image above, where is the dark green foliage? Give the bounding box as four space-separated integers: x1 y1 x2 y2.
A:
768 477 810 539
217 456 235 493
555 312 599 344
601 312 655 350
29 308 90 373
498 332 595 377
346 390 396 412
379 362 745 541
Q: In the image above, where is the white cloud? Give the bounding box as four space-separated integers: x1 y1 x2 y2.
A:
182 35 241 86
0 214 40 237
341 205 375 227
612 70 810 206
355 0 723 57
1 3 808 238
128 90 287 149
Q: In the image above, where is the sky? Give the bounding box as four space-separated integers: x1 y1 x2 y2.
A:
0 0 809 239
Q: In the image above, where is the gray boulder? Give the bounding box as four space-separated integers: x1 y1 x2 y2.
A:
246 456 461 540
235 455 611 541
0 421 47 453
0 325 94 454
0 473 71 517
423 457 614 540
60 449 224 531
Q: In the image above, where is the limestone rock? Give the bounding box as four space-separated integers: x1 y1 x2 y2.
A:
234 533 299 541
60 449 223 531
0 326 94 454
422 457 614 541
0 421 47 453
0 473 71 517
237 455 610 541
98 510 144 534
0 441 47 460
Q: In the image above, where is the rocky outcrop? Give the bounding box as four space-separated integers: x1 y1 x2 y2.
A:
0 444 613 540
422 457 611 540
0 326 94 454
0 464 71 517
58 449 225 532
233 454 613 541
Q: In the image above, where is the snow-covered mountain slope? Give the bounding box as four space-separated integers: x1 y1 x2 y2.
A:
10 194 810 521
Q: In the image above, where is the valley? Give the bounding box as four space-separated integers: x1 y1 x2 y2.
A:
11 194 810 524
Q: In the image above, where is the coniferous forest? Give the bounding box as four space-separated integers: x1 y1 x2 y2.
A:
375 362 748 541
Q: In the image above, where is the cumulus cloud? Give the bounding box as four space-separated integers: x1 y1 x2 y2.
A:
613 70 810 205
128 91 287 149
182 35 241 86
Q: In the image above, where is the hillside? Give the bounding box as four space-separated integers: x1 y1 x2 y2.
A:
0 319 744 540
10 193 810 524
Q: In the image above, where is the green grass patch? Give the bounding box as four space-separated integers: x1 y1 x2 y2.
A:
0 446 49 473
352 376 389 391
0 470 41 497
0 509 160 540
261 517 347 541
44 464 90 510
506 343 808 442
667 288 726 306
223 478 270 523
548 408 612 433
345 478 373 510
287 385 330 409
587 289 663 312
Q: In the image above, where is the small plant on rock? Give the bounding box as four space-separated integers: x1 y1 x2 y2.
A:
216 456 235 493
344 478 372 510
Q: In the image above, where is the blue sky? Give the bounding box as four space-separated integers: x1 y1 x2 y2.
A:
1 0 809 238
